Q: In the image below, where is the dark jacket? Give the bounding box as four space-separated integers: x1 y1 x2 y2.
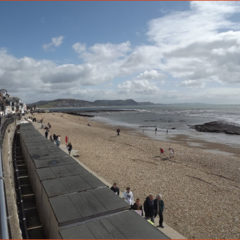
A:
144 196 154 218
131 203 143 216
110 186 120 195
154 199 164 216
67 143 72 152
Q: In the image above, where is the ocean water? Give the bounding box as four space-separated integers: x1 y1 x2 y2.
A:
52 104 240 149
91 104 240 149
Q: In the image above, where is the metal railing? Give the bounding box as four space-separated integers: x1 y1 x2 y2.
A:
0 115 16 239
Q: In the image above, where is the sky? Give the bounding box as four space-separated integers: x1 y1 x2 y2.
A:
1 1 240 104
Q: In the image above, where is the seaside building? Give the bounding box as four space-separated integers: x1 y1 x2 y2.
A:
0 89 26 116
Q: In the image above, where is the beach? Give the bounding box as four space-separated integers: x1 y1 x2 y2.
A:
32 112 240 239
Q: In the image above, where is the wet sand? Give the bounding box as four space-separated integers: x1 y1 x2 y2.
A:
31 112 240 239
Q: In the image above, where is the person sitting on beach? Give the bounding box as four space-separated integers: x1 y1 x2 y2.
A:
144 194 155 223
131 198 143 216
123 187 134 206
67 142 72 155
154 193 165 228
116 128 120 136
110 183 120 196
169 147 174 158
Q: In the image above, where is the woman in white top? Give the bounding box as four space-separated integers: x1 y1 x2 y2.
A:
123 187 134 206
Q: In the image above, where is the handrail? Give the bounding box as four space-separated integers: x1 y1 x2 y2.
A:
0 116 15 239
0 147 9 239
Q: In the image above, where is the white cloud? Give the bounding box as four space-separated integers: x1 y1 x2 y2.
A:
43 36 64 51
118 79 159 95
73 41 131 63
72 42 86 54
3 2 240 103
137 70 165 83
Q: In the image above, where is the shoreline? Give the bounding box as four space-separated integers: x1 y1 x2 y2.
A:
93 115 240 158
30 112 240 239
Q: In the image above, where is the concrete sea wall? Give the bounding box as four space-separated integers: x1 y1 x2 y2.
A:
1 118 23 238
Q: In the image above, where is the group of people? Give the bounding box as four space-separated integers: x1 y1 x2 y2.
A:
110 183 165 228
34 117 73 155
160 147 175 159
50 131 72 155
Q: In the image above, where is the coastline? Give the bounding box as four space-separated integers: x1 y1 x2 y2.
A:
31 112 240 239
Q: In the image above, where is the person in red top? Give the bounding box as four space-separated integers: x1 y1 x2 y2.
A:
160 148 164 154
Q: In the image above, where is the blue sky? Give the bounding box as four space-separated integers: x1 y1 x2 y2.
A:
1 1 240 104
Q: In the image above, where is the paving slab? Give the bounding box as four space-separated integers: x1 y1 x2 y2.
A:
59 210 169 239
37 162 101 180
42 174 105 197
50 188 129 225
33 157 74 169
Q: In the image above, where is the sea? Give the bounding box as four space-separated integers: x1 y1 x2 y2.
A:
51 104 240 151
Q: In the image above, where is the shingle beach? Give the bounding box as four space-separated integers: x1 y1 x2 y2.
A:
33 112 240 239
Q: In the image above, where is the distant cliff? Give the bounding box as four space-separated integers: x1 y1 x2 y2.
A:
28 99 154 108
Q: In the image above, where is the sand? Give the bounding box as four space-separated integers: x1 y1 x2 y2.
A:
31 112 240 239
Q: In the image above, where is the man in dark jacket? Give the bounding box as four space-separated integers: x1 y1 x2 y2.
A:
67 142 72 155
110 183 120 195
154 194 164 228
144 194 154 222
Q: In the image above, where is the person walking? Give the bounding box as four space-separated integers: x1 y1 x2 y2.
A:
67 142 72 155
131 198 143 216
154 193 165 228
110 183 120 196
123 187 134 206
56 135 61 147
144 194 155 223
116 128 120 136
169 147 174 159
45 128 49 139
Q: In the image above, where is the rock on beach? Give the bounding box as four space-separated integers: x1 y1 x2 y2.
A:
193 121 240 135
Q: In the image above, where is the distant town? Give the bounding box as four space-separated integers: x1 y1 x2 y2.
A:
0 89 27 116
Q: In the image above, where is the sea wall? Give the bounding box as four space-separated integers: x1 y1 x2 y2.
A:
19 123 168 239
1 118 22 238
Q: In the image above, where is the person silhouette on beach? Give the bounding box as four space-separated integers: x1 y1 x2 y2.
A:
155 127 157 135
117 128 120 136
